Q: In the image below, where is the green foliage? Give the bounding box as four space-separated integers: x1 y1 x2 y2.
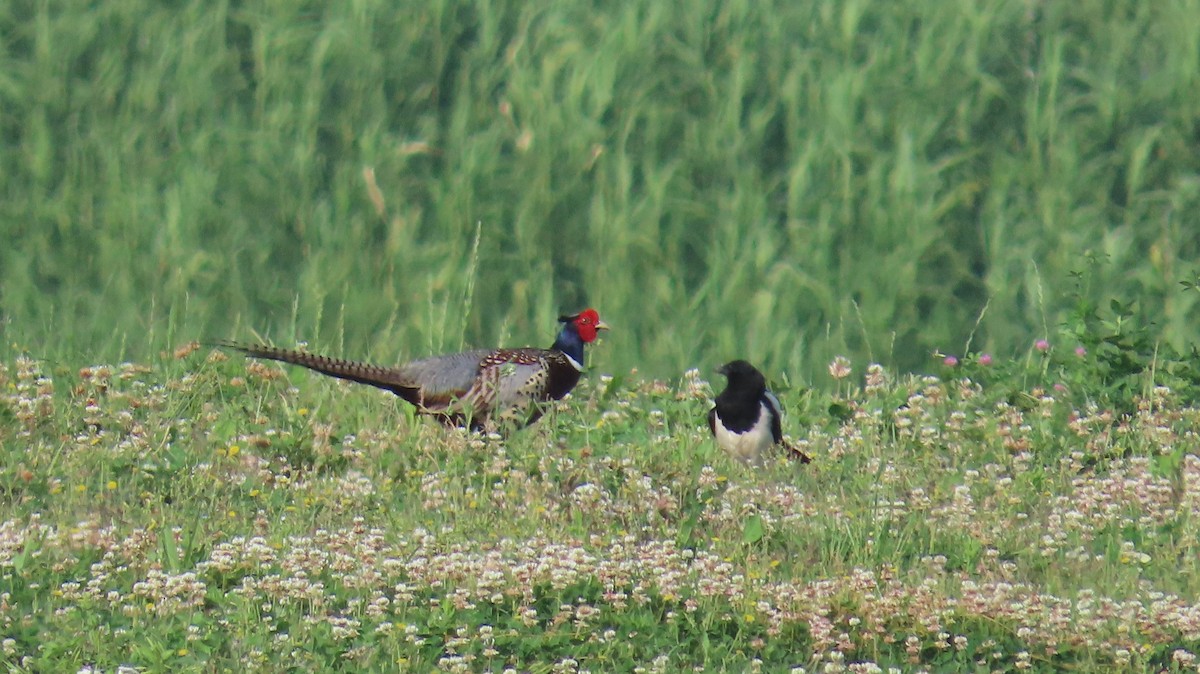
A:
944 262 1200 420
2 0 1200 384
1 333 1199 671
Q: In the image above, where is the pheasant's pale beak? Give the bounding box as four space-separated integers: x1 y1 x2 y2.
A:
595 320 611 331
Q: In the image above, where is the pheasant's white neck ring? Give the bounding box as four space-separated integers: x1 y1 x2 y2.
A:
563 353 584 371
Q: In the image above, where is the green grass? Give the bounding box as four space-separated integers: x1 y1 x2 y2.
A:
0 341 1198 672
3 0 1200 381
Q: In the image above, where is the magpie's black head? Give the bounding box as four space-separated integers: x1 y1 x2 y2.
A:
715 360 767 395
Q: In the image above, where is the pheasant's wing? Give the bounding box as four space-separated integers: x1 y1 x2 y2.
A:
217 341 420 397
458 349 558 418
391 349 495 408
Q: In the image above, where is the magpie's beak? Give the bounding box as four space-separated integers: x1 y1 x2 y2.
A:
715 363 730 376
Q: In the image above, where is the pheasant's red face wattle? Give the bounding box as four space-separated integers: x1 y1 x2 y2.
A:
573 308 608 343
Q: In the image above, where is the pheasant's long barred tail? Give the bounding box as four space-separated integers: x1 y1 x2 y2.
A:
216 309 608 431
213 340 418 397
219 342 399 382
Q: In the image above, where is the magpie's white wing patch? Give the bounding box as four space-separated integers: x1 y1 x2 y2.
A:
762 390 784 444
763 390 783 418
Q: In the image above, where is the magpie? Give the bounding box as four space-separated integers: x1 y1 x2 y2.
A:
708 360 812 465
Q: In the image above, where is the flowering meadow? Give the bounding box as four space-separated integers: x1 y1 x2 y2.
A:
1 342 1199 673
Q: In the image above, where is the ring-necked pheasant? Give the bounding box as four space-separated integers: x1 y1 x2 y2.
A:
218 309 608 430
709 360 812 465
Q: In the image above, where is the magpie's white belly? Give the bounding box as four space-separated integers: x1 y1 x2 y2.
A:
714 402 774 465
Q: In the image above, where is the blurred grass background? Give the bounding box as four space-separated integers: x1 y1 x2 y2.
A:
2 0 1199 382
